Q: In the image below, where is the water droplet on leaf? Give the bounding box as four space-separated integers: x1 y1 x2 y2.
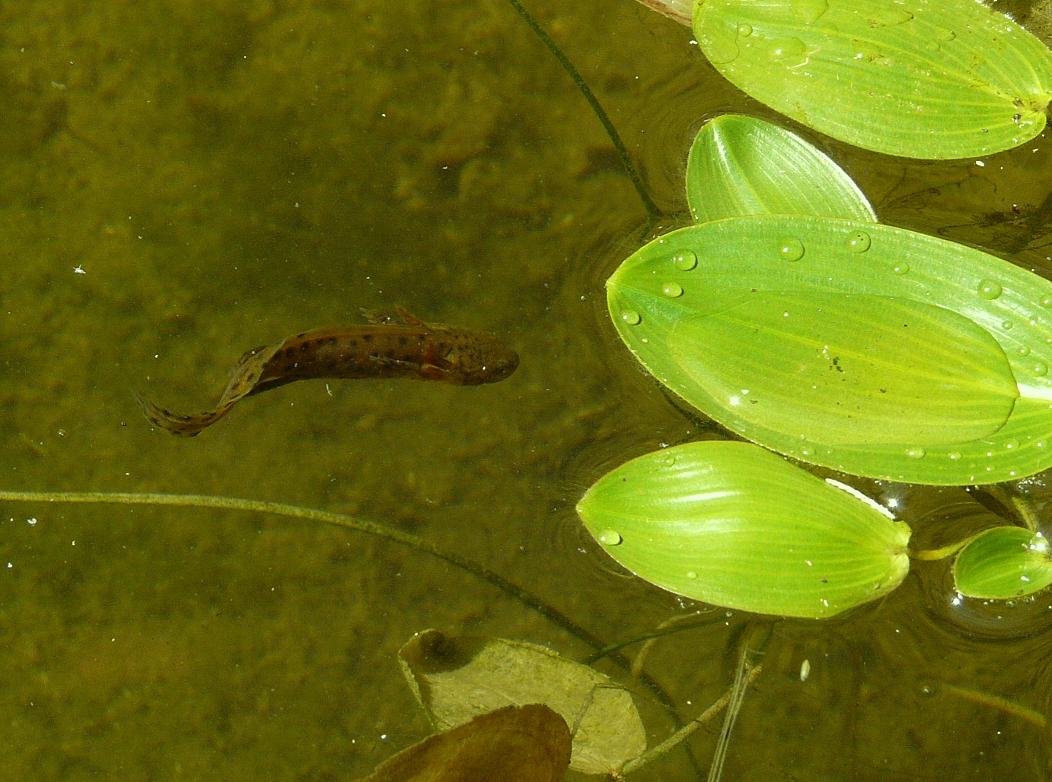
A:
791 0 829 24
977 280 1002 300
598 529 623 546
846 230 871 253
778 237 805 261
662 282 684 298
620 310 641 325
672 249 698 271
767 37 808 67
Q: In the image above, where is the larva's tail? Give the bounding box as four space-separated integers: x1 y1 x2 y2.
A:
133 391 236 437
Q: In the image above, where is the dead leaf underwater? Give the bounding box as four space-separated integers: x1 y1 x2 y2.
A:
353 704 570 782
398 629 647 775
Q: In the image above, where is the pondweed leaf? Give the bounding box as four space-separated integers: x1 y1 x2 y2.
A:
693 0 1052 158
953 526 1052 599
608 214 1052 484
577 441 911 618
686 114 876 222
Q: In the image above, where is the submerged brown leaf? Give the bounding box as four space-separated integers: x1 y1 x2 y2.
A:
355 704 570 782
399 630 646 774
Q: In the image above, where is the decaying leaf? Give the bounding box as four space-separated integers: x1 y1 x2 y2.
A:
355 704 570 782
398 630 646 775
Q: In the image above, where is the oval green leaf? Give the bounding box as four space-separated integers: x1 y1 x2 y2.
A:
953 526 1052 599
607 214 1052 484
577 441 911 618
686 114 876 223
692 0 1052 158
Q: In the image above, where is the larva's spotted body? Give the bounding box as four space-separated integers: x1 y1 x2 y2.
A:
136 308 518 436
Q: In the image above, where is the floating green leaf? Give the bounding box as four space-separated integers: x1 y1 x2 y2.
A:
577 441 911 618
686 114 876 222
398 630 646 775
692 0 1052 158
953 526 1052 599
608 214 1052 484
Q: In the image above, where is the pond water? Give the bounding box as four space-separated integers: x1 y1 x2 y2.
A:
1 1 1052 780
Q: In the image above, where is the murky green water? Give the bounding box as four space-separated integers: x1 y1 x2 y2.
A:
1 1 1052 780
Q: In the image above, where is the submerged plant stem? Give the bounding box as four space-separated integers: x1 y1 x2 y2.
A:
504 0 661 224
619 661 763 776
0 487 699 763
910 539 969 561
944 682 1049 733
0 488 603 643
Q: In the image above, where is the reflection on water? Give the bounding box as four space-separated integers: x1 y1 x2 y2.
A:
1 0 1051 780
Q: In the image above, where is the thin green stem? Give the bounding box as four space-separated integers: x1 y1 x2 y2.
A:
619 662 763 776
0 488 692 750
0 488 602 644
505 0 661 224
910 538 969 561
943 682 1049 733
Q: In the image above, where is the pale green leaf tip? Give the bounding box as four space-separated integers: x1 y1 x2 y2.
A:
953 527 1052 599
